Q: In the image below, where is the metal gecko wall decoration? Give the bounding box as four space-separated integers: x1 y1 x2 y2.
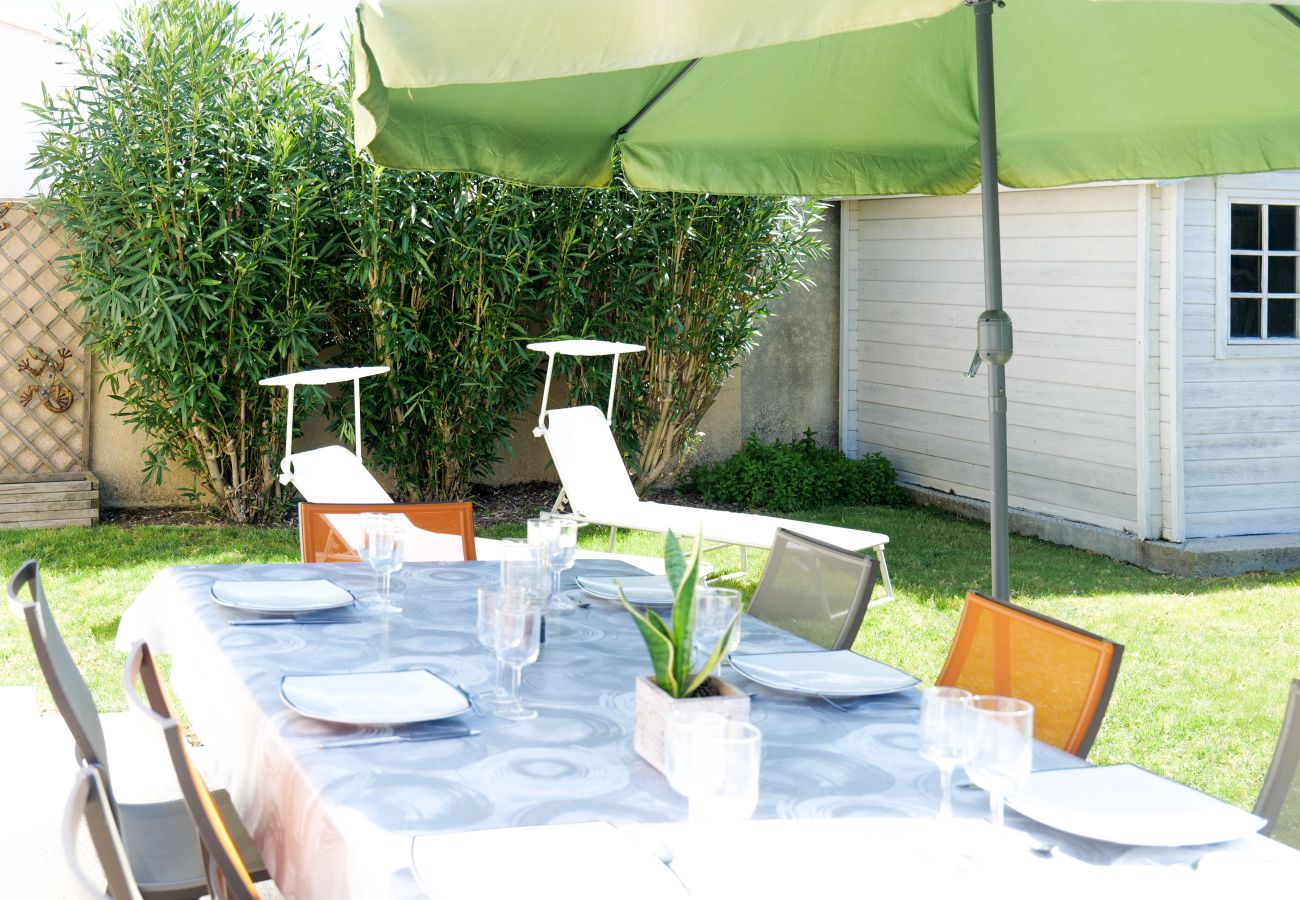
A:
18 346 75 413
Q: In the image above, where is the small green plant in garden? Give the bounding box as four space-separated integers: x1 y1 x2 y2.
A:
620 530 738 698
688 430 907 513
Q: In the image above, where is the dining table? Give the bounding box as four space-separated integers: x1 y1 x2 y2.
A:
115 559 1300 898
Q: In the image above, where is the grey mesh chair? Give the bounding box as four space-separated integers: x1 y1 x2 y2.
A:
7 560 268 899
63 764 144 900
748 529 880 651
1256 678 1300 849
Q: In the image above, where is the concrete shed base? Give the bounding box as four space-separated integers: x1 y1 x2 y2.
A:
903 484 1300 580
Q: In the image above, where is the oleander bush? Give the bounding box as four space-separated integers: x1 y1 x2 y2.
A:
32 0 825 513
688 430 907 513
30 0 338 522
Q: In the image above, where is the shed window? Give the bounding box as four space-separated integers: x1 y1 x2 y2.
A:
1229 202 1300 340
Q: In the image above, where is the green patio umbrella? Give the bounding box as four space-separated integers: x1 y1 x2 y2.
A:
352 0 1300 599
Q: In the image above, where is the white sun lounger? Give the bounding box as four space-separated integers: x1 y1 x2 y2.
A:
260 367 394 504
528 340 894 601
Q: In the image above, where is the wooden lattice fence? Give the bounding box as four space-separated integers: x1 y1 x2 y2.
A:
0 201 98 526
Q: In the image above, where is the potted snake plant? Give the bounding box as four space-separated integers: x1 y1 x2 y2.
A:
622 530 750 773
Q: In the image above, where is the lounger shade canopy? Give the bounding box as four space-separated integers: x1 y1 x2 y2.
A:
354 0 1300 600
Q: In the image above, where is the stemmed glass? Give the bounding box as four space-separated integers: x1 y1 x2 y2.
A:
541 516 579 611
919 686 972 820
664 709 762 823
693 587 742 678
363 515 405 614
964 695 1034 833
476 586 523 709
493 590 543 720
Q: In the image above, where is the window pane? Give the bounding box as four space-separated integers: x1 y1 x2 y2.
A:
1233 203 1262 250
1231 297 1261 337
1269 299 1298 338
1231 254 1261 293
1270 255 1297 294
1271 205 1298 251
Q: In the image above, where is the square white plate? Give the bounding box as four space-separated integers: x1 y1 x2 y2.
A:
280 669 470 725
577 575 675 607
411 822 688 900
729 650 918 697
1005 764 1266 847
211 579 355 614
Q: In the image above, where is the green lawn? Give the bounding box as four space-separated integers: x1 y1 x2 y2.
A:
3 503 1296 810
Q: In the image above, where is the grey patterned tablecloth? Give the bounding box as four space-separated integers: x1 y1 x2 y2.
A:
117 561 1299 899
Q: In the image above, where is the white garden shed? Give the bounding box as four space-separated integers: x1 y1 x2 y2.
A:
842 173 1300 562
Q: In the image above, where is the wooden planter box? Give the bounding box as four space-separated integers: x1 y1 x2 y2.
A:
633 675 751 774
0 473 99 529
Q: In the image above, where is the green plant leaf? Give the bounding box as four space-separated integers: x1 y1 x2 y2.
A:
669 529 704 692
619 588 678 696
683 612 739 698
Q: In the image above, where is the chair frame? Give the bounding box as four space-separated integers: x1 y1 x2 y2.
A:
64 764 144 900
9 560 112 786
937 591 1123 758
1255 678 1300 837
298 501 477 563
123 641 259 900
748 528 880 651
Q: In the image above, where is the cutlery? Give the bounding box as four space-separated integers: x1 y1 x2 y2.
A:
319 728 479 750
230 617 359 626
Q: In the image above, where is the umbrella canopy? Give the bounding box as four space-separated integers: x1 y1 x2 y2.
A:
354 0 1300 195
352 0 1300 598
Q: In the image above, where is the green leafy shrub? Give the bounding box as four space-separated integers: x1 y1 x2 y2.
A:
688 430 906 513
30 0 338 522
546 187 826 491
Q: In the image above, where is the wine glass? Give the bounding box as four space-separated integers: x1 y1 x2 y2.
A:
363 515 405 614
964 695 1034 833
526 518 562 610
664 709 761 823
919 686 972 819
541 516 579 611
493 591 543 720
476 586 523 708
693 587 742 678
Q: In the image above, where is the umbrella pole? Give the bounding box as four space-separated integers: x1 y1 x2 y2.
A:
972 0 1012 601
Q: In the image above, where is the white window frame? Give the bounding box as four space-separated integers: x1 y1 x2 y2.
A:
1215 186 1300 359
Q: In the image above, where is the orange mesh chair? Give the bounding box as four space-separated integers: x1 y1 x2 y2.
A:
299 501 477 563
124 641 262 900
936 591 1123 758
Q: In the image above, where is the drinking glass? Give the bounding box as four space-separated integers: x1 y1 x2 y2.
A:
541 516 579 611
919 686 972 819
476 586 523 708
493 592 543 720
664 709 762 823
363 515 405 614
964 695 1034 832
693 587 743 678
500 538 551 612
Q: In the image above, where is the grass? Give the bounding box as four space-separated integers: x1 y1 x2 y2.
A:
4 502 1297 810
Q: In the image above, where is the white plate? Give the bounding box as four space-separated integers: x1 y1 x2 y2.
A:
1005 764 1266 847
280 669 470 725
577 575 675 607
411 822 688 900
729 650 918 698
211 579 355 614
